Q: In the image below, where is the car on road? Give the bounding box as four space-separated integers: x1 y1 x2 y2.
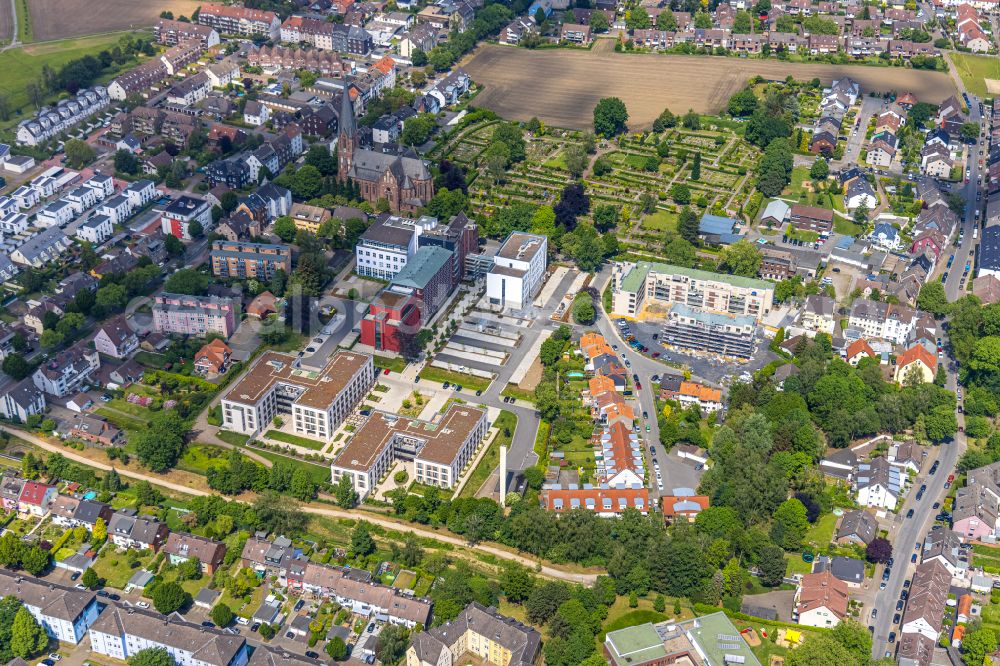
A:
643 411 648 419
48 656 61 662
903 579 911 588
888 632 896 644
137 602 149 609
251 623 260 632
893 613 901 625
305 653 319 660
645 424 650 432
906 509 915 518
933 502 940 510
911 553 917 563
294 599 304 612
930 461 939 474
202 622 214 628
871 609 877 619
879 581 887 589
285 631 294 639
383 368 390 375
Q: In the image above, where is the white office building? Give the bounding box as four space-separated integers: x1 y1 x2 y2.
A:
485 232 548 311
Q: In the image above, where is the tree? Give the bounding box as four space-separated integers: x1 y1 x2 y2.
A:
866 537 892 564
962 627 998 666
787 634 859 666
128 648 175 666
727 89 758 117
733 9 753 33
10 607 47 658
163 268 209 296
64 139 95 169
93 517 107 542
626 6 651 29
377 624 409 666
690 152 701 180
110 149 140 175
134 412 186 472
653 108 677 132
682 109 701 130
401 114 437 146
589 10 609 31
564 144 589 178
670 183 691 205
758 544 788 586
351 522 376 557
593 97 629 137
917 282 951 317
210 602 234 627
81 567 100 590
771 498 809 550
810 158 829 181
678 207 699 244
164 234 184 257
152 581 191 614
719 240 762 278
573 294 595 324
2 355 31 381
960 122 980 143
501 563 534 603
326 636 348 661
273 216 297 242
334 474 358 508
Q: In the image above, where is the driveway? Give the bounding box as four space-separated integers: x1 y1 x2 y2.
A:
741 589 796 622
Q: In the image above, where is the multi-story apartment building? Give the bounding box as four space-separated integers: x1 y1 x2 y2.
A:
210 240 292 280
611 261 774 321
222 351 374 441
847 299 917 345
330 404 488 498
93 316 139 359
154 18 220 47
485 232 547 311
0 570 100 644
160 195 212 240
152 293 240 338
16 87 110 146
89 604 250 666
407 602 541 666
355 214 425 279
280 15 336 49
123 179 158 209
198 3 281 39
0 378 46 422
663 304 757 359
31 344 100 397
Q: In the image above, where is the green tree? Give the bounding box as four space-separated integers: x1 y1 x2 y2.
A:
917 282 951 317
572 294 595 324
376 624 409 666
128 648 175 666
589 10 609 31
115 149 140 174
758 544 788 586
727 89 758 117
273 216 297 242
1 354 31 381
326 636 348 661
210 602 234 627
82 567 100 589
690 152 701 180
670 183 691 204
152 581 191 614
10 607 47 658
810 158 829 181
593 97 629 137
678 207 700 244
719 239 762 278
64 139 96 169
771 498 810 550
163 268 209 295
962 627 998 666
334 474 358 508
401 114 437 146
351 522 376 557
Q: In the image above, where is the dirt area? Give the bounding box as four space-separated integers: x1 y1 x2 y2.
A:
519 357 543 391
28 0 202 41
0 0 12 42
987 80 1000 95
463 44 958 130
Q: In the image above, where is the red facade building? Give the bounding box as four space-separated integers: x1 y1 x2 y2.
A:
359 289 421 353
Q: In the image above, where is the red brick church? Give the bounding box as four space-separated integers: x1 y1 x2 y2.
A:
338 87 434 214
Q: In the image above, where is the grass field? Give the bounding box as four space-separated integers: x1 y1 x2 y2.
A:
372 355 408 373
245 446 331 485
950 52 1000 99
972 544 1000 571
92 548 152 589
419 366 493 392
642 210 679 231
177 445 230 474
264 430 326 450
463 44 957 129
0 33 137 126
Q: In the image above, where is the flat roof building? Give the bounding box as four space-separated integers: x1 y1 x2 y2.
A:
222 351 374 442
486 232 547 311
331 404 488 498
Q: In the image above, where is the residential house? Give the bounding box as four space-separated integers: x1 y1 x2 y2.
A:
0 570 99 644
32 345 100 398
18 481 57 516
69 415 124 447
855 456 903 510
798 295 838 336
794 571 849 628
894 344 937 384
163 532 227 574
406 602 541 666
107 509 168 551
194 339 233 375
835 509 878 546
93 317 139 359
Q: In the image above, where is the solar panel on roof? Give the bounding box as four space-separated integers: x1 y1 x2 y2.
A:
718 643 741 650
718 634 741 642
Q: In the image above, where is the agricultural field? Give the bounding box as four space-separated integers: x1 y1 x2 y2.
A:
949 52 1000 98
0 33 138 129
440 114 759 256
462 44 958 129
0 0 12 43
27 0 201 41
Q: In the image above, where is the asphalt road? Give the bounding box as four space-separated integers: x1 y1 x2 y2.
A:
944 95 987 301
869 367 966 658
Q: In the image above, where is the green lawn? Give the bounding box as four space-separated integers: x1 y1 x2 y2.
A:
244 446 331 485
804 512 838 547
785 553 813 577
263 430 326 450
786 228 820 243
972 544 1000 572
95 408 147 433
178 445 230 474
372 355 408 373
92 548 153 589
0 33 144 131
543 152 568 170
642 210 678 232
951 52 1000 99
108 398 155 417
419 366 493 392
458 410 516 498
134 351 170 369
216 431 250 446
833 216 863 236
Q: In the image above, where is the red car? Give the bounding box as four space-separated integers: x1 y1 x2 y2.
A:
383 368 390 375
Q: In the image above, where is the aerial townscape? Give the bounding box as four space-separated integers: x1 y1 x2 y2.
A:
4 0 1000 666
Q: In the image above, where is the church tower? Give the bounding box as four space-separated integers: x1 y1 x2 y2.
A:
337 84 357 182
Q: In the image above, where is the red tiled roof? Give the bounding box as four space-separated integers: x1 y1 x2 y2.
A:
543 486 650 514
661 494 710 517
19 481 53 506
897 344 937 374
847 339 876 361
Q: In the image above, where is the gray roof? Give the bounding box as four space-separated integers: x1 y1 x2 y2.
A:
761 199 790 222
836 509 877 544
247 646 320 666
411 603 540 666
91 603 246 666
360 215 416 247
14 228 68 263
0 569 96 621
391 246 452 289
349 150 431 191
195 588 221 606
3 377 44 411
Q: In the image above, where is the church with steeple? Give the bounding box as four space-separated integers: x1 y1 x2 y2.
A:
337 85 435 214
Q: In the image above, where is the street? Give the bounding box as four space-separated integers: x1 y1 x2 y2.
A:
943 95 987 301
869 367 966 657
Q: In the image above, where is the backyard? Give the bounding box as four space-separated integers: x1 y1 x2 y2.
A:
950 52 1000 99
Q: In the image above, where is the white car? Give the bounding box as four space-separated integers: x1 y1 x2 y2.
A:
136 601 150 609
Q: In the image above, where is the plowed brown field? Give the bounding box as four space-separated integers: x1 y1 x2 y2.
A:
28 0 202 41
463 43 958 130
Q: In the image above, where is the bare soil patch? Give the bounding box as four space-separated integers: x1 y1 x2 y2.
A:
463 44 957 130
0 0 12 42
28 0 202 41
